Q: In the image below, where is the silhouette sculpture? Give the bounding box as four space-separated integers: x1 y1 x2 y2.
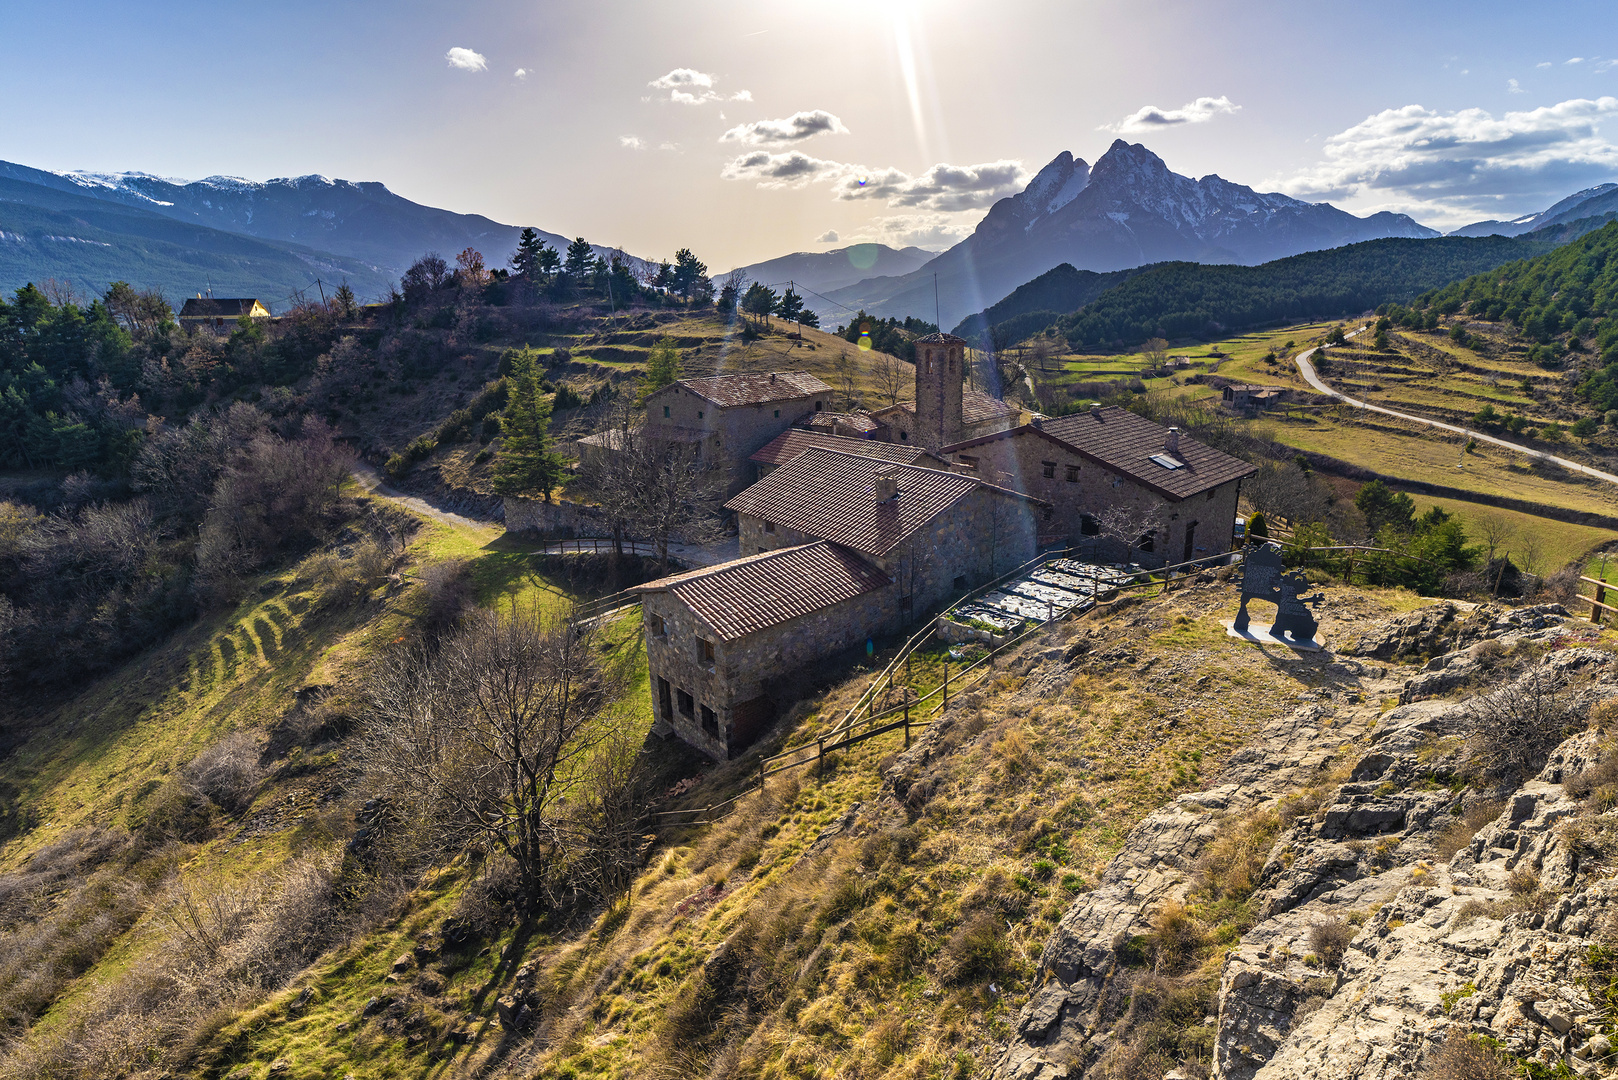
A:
1234 545 1323 644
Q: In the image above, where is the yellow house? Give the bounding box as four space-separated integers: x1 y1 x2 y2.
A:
177 296 270 333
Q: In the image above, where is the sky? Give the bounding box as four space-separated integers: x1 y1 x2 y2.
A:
3 0 1616 271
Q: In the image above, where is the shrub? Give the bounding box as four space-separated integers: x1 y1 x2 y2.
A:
939 914 1009 983
184 731 263 814
1432 799 1506 862
384 434 437 480
1463 669 1581 777
1423 1031 1513 1080
552 383 584 409
1307 918 1353 969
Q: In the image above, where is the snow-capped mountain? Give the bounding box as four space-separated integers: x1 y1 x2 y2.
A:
822 140 1438 328
0 161 613 278
1448 183 1618 238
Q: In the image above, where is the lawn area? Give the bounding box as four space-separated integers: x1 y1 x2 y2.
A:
1405 492 1615 573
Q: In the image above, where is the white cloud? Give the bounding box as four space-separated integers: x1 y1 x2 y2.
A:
1102 95 1240 133
1280 96 1618 227
648 67 749 105
619 135 645 150
1508 78 1524 93
445 47 487 72
816 230 839 243
1567 57 1586 65
720 110 849 146
846 213 977 250
514 68 527 80
720 152 1029 212
659 142 680 152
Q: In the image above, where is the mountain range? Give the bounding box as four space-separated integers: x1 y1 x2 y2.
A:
1447 183 1618 238
816 140 1440 329
725 243 935 298
0 159 621 308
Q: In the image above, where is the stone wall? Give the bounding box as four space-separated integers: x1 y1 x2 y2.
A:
642 382 827 497
503 496 611 537
954 427 1242 565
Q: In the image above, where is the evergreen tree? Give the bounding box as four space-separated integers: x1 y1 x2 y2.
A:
511 227 554 283
639 338 683 402
493 346 563 501
741 282 779 325
776 287 805 323
671 248 710 302
563 237 595 284
332 281 358 318
1355 479 1416 535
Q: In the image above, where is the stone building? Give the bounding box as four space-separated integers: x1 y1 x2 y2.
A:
639 446 1046 758
941 403 1254 565
749 429 945 483
576 370 833 497
636 542 893 759
867 332 1021 450
1222 384 1285 415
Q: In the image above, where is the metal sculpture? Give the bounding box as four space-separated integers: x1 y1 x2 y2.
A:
1234 545 1323 644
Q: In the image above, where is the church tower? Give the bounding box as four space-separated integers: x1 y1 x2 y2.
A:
913 332 967 452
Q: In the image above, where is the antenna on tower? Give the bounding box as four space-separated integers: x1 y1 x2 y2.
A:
933 273 940 329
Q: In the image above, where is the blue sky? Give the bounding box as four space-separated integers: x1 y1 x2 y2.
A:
3 0 1615 268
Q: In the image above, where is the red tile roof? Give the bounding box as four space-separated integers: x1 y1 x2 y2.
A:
673 371 832 408
916 332 968 345
750 429 942 468
726 447 1039 556
945 405 1254 500
637 541 890 641
875 387 1018 426
803 411 881 434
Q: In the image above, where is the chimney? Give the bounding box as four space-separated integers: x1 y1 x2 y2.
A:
769 372 776 382
1166 426 1181 454
1090 402 1102 417
874 465 900 503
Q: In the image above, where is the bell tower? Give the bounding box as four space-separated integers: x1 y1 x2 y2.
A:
914 332 966 451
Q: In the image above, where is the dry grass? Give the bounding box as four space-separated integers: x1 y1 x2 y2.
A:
1432 799 1507 862
1423 1030 1514 1080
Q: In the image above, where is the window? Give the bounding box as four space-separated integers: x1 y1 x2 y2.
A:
677 689 694 718
1066 465 1079 482
948 357 956 372
957 455 977 470
1041 461 1056 479
1080 514 1099 536
700 705 718 735
899 431 908 442
815 400 824 411
774 409 780 418
658 678 673 719
764 521 775 533
698 410 704 420
648 613 666 637
699 638 715 667
663 405 670 418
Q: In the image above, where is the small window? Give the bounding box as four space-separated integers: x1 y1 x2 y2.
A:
764 521 775 533
957 455 977 470
1080 514 1100 536
1066 465 1079 482
658 678 672 719
1041 461 1056 479
948 357 956 372
899 431 908 442
700 705 718 735
677 689 694 718
698 410 704 420
952 575 968 591
663 405 670 418
774 409 780 418
699 638 715 666
648 613 666 636
815 400 824 412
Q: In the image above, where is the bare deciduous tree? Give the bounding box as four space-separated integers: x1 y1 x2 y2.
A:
577 413 728 571
874 351 908 406
1097 502 1165 564
1464 668 1579 777
357 606 635 914
1142 337 1170 369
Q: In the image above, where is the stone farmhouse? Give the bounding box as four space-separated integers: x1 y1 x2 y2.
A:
576 370 834 497
1222 384 1285 415
748 429 946 483
942 404 1254 565
636 447 1047 758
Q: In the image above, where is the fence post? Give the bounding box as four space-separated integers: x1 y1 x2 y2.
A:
1596 579 1607 627
759 757 765 794
903 691 911 749
817 738 825 770
943 658 949 711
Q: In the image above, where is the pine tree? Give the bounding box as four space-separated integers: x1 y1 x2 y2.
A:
493 346 563 501
332 281 358 318
563 237 595 283
639 338 683 402
511 227 552 282
775 287 805 323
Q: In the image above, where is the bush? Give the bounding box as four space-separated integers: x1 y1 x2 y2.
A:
939 914 1009 983
1574 416 1601 438
552 382 584 409
1307 918 1353 969
384 434 438 481
184 731 263 814
1463 669 1581 777
1423 1031 1513 1080
1432 799 1506 862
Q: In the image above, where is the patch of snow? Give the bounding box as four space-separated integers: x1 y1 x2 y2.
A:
1045 167 1089 215
1106 211 1131 224
196 175 262 192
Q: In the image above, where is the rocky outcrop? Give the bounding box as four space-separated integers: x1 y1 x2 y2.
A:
992 603 1618 1080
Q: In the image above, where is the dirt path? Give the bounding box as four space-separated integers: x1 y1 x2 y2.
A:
1294 328 1618 487
350 461 497 532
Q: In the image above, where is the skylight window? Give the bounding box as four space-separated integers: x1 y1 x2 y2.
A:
1149 454 1185 470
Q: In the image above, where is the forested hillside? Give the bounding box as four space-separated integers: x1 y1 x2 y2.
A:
951 263 1138 344
1055 235 1552 349
1414 221 1618 409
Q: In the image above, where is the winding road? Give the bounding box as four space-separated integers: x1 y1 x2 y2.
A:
1294 330 1618 487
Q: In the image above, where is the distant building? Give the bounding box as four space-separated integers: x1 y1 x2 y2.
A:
638 447 1047 758
868 333 1021 450
178 297 269 333
748 429 946 482
942 403 1254 565
577 370 833 497
1222 384 1285 415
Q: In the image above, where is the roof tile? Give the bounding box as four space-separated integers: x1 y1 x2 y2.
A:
750 429 941 468
674 371 832 408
